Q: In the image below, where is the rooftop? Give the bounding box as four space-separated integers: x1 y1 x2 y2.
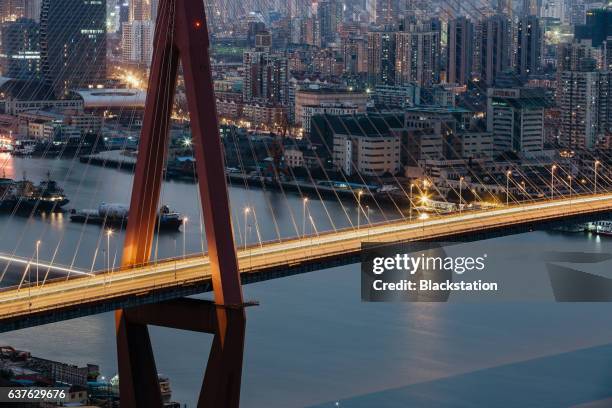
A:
72 89 146 109
404 106 473 114
313 112 404 138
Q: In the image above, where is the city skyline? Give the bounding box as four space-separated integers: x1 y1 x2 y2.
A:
0 0 611 407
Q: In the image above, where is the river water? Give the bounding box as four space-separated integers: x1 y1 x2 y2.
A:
2 154 612 407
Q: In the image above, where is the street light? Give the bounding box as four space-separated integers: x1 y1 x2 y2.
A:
568 175 573 201
419 212 429 231
243 207 250 251
302 197 309 238
35 240 41 287
459 177 464 214
409 183 415 220
357 190 364 230
551 165 557 199
506 171 511 206
106 229 113 272
595 160 601 194
182 217 188 259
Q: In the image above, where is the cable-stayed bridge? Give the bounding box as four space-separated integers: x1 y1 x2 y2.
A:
1 193 611 332
2 0 612 406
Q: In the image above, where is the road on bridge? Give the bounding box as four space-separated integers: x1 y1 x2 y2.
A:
0 194 610 327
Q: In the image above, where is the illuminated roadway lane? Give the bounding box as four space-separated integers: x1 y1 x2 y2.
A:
0 194 611 328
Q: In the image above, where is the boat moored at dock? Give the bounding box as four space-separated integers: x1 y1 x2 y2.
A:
0 174 69 212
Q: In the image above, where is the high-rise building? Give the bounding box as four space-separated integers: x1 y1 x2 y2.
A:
122 0 153 65
289 0 310 19
0 18 41 79
574 8 612 48
474 14 512 86
367 30 396 86
151 0 159 21
106 0 122 33
521 0 540 16
24 0 40 22
395 20 441 87
243 51 289 105
555 39 599 115
447 17 474 85
243 51 265 102
487 87 549 153
0 0 26 22
247 21 267 48
605 37 612 71
376 0 400 26
497 0 513 17
366 0 376 24
255 31 272 52
516 15 543 78
557 40 599 72
568 0 586 25
558 70 612 148
342 36 368 75
40 0 107 97
119 1 130 25
540 0 564 20
129 0 151 22
121 20 153 66
316 0 342 47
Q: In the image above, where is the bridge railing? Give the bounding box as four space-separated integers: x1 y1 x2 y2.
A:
0 192 611 321
1 192 611 296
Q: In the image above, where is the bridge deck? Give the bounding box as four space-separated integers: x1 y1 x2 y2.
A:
0 194 611 329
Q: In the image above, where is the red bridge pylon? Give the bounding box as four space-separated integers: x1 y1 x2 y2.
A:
115 1 245 406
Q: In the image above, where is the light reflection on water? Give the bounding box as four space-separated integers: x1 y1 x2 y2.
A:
0 156 396 274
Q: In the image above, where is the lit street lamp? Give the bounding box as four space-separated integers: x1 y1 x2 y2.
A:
182 217 188 259
568 175 573 201
106 229 113 272
595 160 601 194
506 171 511 206
357 190 364 230
551 165 557 199
302 198 309 238
409 183 415 220
35 240 41 287
243 207 250 251
459 177 464 214
173 238 177 278
419 212 429 231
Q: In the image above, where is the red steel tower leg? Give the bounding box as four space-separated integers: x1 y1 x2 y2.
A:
116 1 246 407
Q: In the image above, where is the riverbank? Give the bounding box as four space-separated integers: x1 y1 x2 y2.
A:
79 150 408 203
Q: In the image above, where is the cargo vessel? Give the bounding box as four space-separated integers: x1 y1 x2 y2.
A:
0 174 69 212
586 221 612 236
70 203 183 231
